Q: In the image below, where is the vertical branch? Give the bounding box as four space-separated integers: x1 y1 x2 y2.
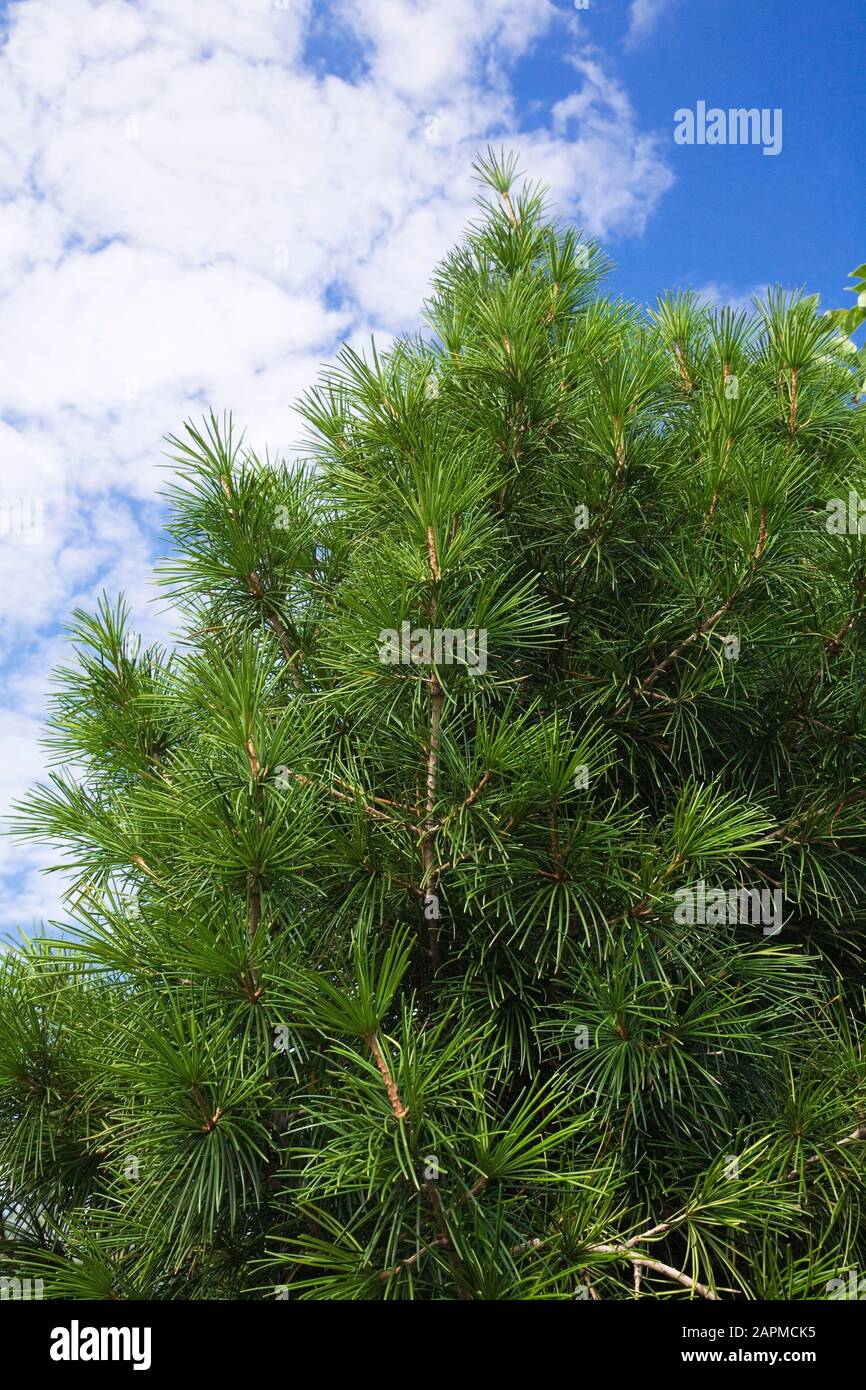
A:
191 1084 222 1134
617 507 768 714
705 433 734 524
788 366 799 435
244 733 286 1130
219 449 302 685
422 1177 473 1300
674 343 693 392
426 525 442 582
248 570 303 689
500 188 519 228
246 732 264 959
248 868 261 945
364 1024 473 1299
799 574 866 714
365 1033 409 1121
614 419 626 486
423 678 444 970
548 794 562 880
423 526 443 969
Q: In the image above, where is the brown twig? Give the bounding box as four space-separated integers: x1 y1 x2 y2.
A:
422 1178 473 1299
248 868 261 944
248 570 303 686
378 1236 450 1280
674 343 693 392
421 524 444 968
426 526 441 582
798 575 866 717
614 421 627 486
365 1033 409 1121
548 794 562 880
378 1175 489 1283
191 1085 222 1134
616 509 767 716
131 854 158 882
514 1213 719 1299
279 769 414 827
422 678 444 969
464 770 491 807
501 189 519 228
786 1123 866 1180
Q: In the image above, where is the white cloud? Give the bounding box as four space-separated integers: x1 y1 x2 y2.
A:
625 0 681 47
550 56 674 236
692 281 768 315
0 0 675 934
335 0 556 98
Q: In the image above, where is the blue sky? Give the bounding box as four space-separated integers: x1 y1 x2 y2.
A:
0 0 862 942
515 0 862 308
297 0 865 309
620 0 861 308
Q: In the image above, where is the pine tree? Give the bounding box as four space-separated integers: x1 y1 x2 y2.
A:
3 150 866 1302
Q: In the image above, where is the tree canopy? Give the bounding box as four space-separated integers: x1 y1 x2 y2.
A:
2 150 866 1301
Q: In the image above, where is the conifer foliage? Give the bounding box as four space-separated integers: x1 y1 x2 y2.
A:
3 152 866 1301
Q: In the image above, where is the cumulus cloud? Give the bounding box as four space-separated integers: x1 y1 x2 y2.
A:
625 0 681 48
336 0 556 98
0 0 675 934
692 281 773 315
549 56 674 236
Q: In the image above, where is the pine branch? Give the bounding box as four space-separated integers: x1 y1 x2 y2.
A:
786 1123 866 1180
364 1033 408 1121
617 509 768 714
